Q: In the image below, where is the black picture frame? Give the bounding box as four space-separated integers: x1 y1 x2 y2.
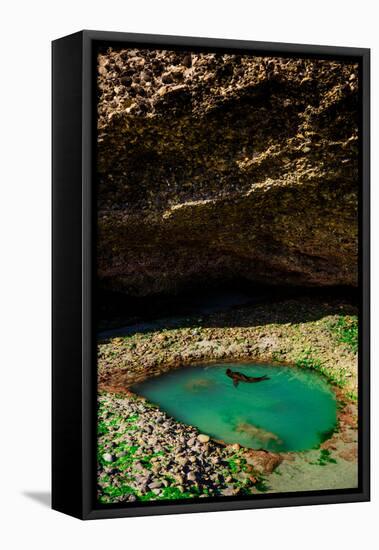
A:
52 30 370 520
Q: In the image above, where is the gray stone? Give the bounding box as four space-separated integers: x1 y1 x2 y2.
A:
102 453 114 463
221 486 235 496
148 481 163 489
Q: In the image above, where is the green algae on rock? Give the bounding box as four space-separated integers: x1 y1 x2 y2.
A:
97 393 270 504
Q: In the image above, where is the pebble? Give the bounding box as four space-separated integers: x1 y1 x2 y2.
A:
102 453 114 463
148 481 162 489
221 486 235 496
97 393 266 503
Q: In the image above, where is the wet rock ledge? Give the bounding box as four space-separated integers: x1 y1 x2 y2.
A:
97 48 359 296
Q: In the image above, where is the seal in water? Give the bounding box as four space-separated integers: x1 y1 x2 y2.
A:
226 368 270 387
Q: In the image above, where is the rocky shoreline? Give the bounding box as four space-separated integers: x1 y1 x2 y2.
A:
97 297 358 503
98 297 358 395
97 387 357 504
98 393 275 504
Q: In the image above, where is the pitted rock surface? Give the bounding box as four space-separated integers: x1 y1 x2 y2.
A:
97 48 359 295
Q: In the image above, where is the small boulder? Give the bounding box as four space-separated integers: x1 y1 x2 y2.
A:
102 453 114 463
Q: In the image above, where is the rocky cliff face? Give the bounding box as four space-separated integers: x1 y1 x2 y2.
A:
97 47 359 296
